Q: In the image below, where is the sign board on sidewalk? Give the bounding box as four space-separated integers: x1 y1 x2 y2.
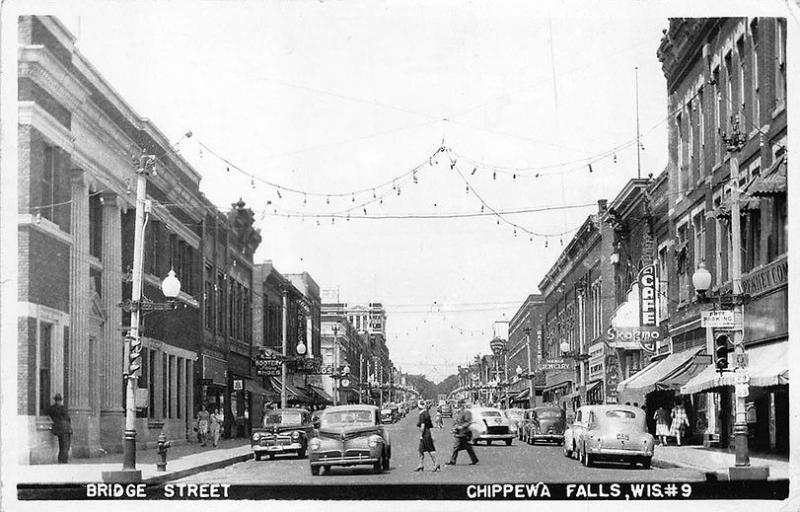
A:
701 310 735 328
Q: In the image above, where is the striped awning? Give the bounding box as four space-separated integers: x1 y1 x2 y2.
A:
747 154 786 197
680 342 788 395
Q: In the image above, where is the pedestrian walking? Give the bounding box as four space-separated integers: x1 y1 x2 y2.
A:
434 409 443 429
415 400 440 472
195 404 210 447
670 400 690 446
47 394 72 463
209 407 222 447
445 408 478 466
653 406 670 446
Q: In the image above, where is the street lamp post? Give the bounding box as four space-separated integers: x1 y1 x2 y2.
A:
103 152 181 483
524 326 535 408
332 325 339 406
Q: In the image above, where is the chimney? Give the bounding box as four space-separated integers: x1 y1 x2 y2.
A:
597 199 608 213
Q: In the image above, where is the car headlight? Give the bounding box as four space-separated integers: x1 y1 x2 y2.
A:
291 431 301 439
510 424 517 432
252 433 261 441
309 439 321 451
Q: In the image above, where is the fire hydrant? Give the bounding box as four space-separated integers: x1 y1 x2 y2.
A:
156 432 171 472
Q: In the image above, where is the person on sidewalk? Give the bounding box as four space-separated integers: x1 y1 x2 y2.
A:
195 404 210 447
670 400 690 446
415 401 440 472
445 408 478 466
209 407 223 447
47 394 72 463
654 406 670 446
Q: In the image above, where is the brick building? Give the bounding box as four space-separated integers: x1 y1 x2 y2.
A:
17 16 205 462
653 17 788 453
506 294 546 408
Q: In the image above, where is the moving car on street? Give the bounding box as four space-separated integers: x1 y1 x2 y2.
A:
524 406 566 445
251 408 314 460
308 405 391 475
564 405 654 469
468 407 515 446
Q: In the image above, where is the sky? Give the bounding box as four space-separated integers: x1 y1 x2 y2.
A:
31 0 784 382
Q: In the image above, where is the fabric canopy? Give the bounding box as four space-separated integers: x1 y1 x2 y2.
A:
680 342 788 395
748 154 786 197
617 347 702 405
511 388 530 402
657 355 712 391
244 378 279 400
585 381 601 393
269 378 315 403
308 385 333 404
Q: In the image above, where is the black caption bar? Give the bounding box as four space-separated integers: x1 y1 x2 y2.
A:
18 481 789 501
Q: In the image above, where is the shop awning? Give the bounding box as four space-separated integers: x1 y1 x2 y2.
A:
244 378 279 401
748 154 786 197
585 381 601 393
617 347 702 405
656 354 712 391
269 378 315 404
680 342 788 395
308 385 333 404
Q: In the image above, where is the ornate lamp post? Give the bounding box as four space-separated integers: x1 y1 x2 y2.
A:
103 152 182 483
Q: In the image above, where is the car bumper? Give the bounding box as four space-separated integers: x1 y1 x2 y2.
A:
476 433 515 440
310 455 379 466
531 434 564 442
252 442 303 454
588 447 653 458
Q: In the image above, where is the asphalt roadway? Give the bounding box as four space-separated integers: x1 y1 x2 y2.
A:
176 410 705 486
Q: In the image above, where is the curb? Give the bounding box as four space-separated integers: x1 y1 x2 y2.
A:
143 452 253 485
652 458 727 481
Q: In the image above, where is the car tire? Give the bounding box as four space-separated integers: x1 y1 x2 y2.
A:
297 446 307 459
582 445 594 467
373 455 383 474
641 456 651 469
382 452 390 470
254 453 262 461
472 438 479 445
310 465 320 476
505 439 512 446
486 440 493 446
268 453 275 460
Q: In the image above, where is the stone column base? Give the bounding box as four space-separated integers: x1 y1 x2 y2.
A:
69 409 104 458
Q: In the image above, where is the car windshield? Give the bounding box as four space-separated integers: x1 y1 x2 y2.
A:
481 410 502 417
263 412 303 426
321 410 374 426
505 410 524 419
536 410 562 419
605 410 638 420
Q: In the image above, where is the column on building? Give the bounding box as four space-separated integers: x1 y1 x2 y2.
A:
68 168 97 456
99 191 124 451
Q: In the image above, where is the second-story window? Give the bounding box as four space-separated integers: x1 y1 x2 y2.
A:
750 19 760 126
692 210 706 271
677 221 690 303
712 66 721 164
657 244 669 321
736 36 745 122
775 19 786 105
676 111 684 194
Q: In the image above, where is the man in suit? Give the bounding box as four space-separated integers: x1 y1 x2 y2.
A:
47 394 72 463
445 408 478 465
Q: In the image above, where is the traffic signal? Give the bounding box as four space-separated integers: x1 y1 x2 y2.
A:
714 334 730 372
128 334 143 377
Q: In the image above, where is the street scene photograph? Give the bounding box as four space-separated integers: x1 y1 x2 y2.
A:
0 0 795 509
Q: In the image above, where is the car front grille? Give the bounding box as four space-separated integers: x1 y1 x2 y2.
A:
486 426 509 435
344 449 371 458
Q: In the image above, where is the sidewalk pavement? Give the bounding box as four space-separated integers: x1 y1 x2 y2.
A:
652 444 789 481
17 438 253 485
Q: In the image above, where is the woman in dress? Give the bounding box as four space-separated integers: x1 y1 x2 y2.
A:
670 400 690 446
195 404 210 447
653 406 670 446
209 407 223 447
415 401 441 472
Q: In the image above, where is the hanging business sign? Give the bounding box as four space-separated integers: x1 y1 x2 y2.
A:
638 264 657 327
539 358 573 371
606 326 662 353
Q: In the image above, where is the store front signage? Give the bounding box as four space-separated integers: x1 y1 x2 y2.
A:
638 264 657 326
605 354 619 404
233 379 243 391
606 326 663 353
740 256 788 296
255 353 282 376
540 358 573 371
700 310 735 328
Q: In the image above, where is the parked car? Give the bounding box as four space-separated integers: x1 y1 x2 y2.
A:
468 407 515 446
503 408 525 439
441 402 453 418
524 406 566 444
308 405 391 475
251 408 314 460
380 407 394 424
565 405 654 468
